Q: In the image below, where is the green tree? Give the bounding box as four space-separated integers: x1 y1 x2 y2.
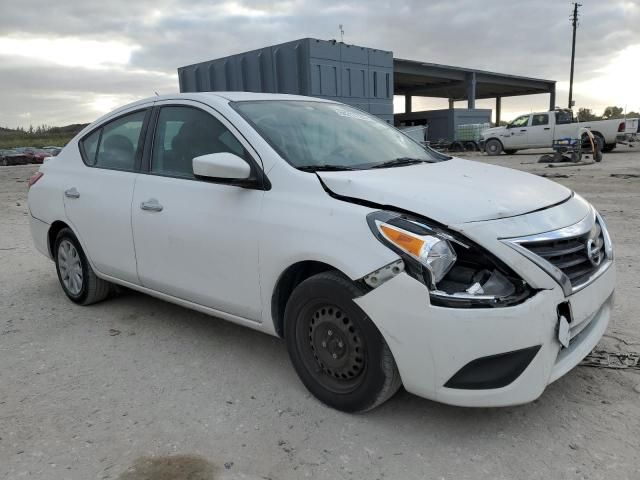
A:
602 106 624 119
577 108 599 121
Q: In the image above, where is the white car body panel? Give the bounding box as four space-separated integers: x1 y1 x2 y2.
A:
356 263 614 407
317 158 571 224
64 166 140 283
27 92 616 408
132 173 264 320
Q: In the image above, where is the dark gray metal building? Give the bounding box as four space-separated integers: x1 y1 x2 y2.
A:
178 37 556 133
178 38 395 122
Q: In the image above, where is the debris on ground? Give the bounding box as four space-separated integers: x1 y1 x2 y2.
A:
537 172 571 178
580 350 640 370
610 173 640 179
546 160 594 168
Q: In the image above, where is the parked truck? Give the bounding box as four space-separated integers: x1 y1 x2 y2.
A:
480 109 636 155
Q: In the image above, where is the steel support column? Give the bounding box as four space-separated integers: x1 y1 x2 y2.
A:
549 84 556 110
466 72 476 109
448 98 454 109
405 95 412 113
495 96 502 125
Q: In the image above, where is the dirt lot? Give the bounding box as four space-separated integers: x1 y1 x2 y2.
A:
1 149 639 480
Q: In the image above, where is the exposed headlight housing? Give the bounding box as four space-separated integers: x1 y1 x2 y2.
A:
377 222 457 286
367 211 533 308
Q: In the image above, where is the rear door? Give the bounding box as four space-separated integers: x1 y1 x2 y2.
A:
502 114 530 149
64 106 152 283
131 100 264 320
527 113 553 148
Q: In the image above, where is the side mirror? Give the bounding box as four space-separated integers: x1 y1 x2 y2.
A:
506 123 514 129
192 152 251 181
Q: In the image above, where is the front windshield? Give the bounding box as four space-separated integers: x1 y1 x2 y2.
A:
233 100 446 170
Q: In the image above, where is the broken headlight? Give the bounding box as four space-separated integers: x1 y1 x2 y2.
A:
367 211 532 308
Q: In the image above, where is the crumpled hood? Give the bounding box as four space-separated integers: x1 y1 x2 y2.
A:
317 158 572 225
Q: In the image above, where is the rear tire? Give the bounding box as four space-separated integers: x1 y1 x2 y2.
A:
54 228 111 305
602 143 616 153
463 141 478 151
485 139 503 156
504 149 518 155
284 271 402 412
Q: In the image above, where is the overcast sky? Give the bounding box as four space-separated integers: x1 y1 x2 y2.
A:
0 0 638 127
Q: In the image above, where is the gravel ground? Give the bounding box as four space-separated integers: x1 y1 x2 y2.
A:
1 149 639 480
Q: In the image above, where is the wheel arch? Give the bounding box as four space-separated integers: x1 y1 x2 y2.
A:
271 260 349 338
47 220 99 274
48 220 72 258
484 137 504 151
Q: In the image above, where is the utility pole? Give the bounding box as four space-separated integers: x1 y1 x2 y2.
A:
568 2 581 109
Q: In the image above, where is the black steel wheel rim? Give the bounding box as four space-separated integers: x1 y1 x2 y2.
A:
297 302 366 394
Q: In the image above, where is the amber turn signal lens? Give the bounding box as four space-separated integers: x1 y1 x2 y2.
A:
379 224 424 257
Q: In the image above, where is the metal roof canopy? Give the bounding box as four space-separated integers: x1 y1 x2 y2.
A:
394 58 557 123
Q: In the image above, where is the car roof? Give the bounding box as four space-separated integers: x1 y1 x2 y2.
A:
116 91 335 111
80 92 340 139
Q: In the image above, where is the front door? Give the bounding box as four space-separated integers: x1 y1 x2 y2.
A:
502 114 530 149
131 101 264 320
63 108 151 283
527 113 553 148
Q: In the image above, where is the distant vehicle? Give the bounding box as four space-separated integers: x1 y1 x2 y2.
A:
0 149 30 166
28 93 615 412
42 146 63 156
14 147 50 163
481 109 636 155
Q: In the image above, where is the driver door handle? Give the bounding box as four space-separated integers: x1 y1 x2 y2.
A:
544 127 551 130
140 199 163 212
520 129 527 132
64 187 80 199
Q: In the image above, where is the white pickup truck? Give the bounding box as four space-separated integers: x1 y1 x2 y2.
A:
481 109 634 155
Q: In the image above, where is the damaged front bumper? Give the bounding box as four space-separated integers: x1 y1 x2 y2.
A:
355 261 614 407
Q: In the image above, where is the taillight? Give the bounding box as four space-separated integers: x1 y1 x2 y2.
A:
618 122 625 132
28 171 44 188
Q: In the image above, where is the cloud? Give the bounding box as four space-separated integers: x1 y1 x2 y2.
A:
0 0 638 127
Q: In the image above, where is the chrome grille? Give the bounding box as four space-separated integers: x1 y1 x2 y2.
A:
520 220 605 286
502 208 613 296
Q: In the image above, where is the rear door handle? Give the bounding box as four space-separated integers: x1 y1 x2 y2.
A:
520 129 527 132
544 127 551 130
64 187 80 199
140 198 163 212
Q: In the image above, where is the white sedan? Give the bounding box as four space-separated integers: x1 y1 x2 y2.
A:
27 92 615 412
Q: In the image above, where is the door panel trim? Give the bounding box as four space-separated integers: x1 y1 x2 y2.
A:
96 271 264 327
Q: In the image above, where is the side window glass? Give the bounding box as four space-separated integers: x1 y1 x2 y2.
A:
556 110 573 125
94 110 146 171
151 106 249 178
80 129 101 166
511 115 530 128
532 114 549 126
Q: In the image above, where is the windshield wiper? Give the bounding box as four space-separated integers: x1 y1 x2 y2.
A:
371 157 430 169
297 164 359 172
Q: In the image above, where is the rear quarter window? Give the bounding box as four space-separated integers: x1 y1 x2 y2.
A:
79 109 147 171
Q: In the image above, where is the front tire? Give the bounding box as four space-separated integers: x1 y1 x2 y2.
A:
284 271 402 412
54 228 111 305
485 139 503 156
602 143 616 153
